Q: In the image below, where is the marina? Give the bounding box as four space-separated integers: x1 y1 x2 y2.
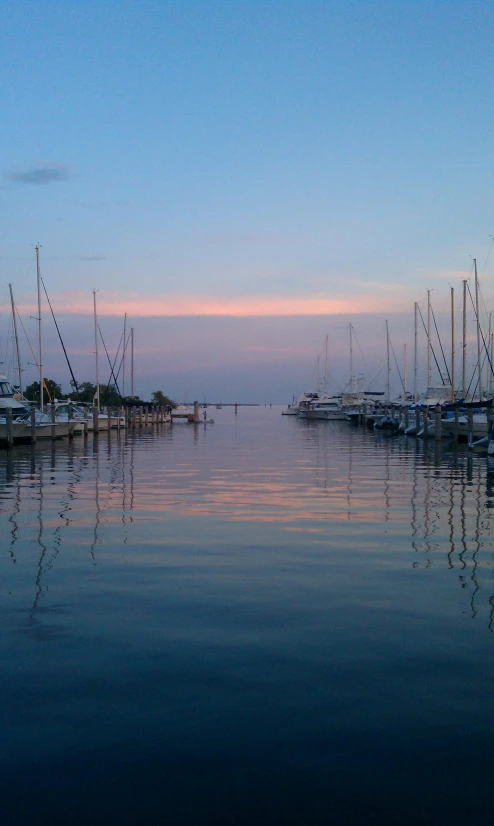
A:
1 406 494 825
3 3 494 823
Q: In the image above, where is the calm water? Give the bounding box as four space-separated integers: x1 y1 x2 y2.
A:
1 406 494 826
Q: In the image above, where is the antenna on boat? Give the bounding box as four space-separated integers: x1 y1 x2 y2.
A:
349 323 353 386
451 287 455 403
462 279 467 399
414 301 418 401
35 245 43 411
427 290 431 388
403 343 407 397
122 313 127 397
474 258 482 401
324 334 328 394
93 290 100 412
385 319 390 403
8 283 23 396
130 327 134 397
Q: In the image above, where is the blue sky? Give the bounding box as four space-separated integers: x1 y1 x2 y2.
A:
1 1 494 400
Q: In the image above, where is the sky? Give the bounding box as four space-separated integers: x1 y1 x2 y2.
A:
1 0 494 402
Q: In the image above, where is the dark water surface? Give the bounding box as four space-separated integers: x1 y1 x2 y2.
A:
1 407 494 825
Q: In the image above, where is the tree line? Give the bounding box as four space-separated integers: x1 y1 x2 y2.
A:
23 380 175 408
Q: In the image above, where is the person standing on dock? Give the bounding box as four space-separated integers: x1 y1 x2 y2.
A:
234 403 238 415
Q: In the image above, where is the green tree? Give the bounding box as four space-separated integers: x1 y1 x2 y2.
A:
151 390 175 407
24 378 65 402
100 385 122 406
69 381 97 403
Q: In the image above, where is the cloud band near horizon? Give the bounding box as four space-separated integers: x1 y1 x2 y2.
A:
5 289 417 318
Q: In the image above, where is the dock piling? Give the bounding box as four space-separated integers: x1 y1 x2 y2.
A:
435 403 442 442
68 403 74 440
30 406 37 444
6 408 13 449
467 409 473 446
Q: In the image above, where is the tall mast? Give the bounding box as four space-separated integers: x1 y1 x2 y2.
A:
324 334 328 393
349 323 353 385
488 312 492 397
427 290 431 387
130 327 134 397
36 245 43 411
93 290 100 411
386 319 390 402
451 286 455 403
462 279 467 399
414 302 418 400
122 312 127 397
9 283 23 396
474 258 482 401
490 332 494 397
403 343 407 396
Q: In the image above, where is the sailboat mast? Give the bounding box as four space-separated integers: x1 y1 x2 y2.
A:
490 332 494 397
386 319 390 403
427 290 431 387
451 286 455 403
414 301 418 400
36 245 43 411
9 283 23 396
93 290 100 412
324 334 328 394
349 323 353 385
122 312 127 397
462 279 467 399
131 327 134 397
403 343 407 396
474 258 482 401
488 313 492 397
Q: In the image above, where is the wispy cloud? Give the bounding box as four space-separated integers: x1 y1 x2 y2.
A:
4 163 70 185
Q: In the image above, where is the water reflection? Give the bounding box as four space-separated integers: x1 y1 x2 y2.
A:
0 414 494 628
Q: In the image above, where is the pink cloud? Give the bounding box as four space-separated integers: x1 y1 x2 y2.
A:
5 287 415 317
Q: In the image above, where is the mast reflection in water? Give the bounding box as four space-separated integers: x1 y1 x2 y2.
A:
1 408 494 826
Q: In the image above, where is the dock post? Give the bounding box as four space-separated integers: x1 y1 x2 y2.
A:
139 406 143 427
405 406 409 429
117 409 121 434
6 408 14 449
84 410 89 438
467 408 474 446
144 406 148 426
194 401 199 423
423 411 429 439
487 405 494 441
415 407 420 436
51 403 56 440
435 403 442 442
68 402 74 440
453 408 459 443
467 409 473 446
93 408 99 434
30 406 36 444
